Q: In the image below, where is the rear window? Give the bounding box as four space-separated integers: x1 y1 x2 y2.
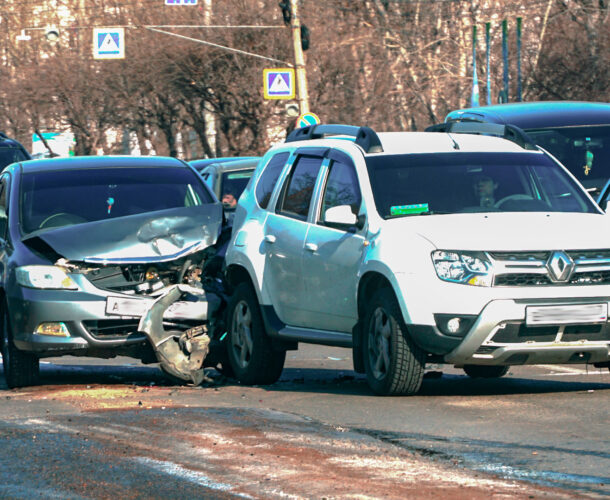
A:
20 166 214 234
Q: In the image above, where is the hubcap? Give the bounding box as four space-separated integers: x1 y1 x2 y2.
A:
231 300 254 369
367 307 391 380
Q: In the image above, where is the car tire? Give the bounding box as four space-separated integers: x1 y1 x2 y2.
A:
463 365 509 378
363 288 425 396
226 282 285 385
1 306 40 388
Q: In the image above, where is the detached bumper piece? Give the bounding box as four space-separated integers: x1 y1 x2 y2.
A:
138 285 216 385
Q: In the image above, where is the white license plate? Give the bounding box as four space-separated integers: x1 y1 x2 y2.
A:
105 296 206 319
525 303 608 326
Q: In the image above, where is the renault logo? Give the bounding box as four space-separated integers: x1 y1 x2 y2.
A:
546 251 574 282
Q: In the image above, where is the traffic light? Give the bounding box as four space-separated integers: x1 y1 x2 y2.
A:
300 25 310 51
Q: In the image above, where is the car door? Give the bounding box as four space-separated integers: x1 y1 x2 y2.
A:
300 150 366 332
262 149 326 327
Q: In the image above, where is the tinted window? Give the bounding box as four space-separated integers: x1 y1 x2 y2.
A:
20 166 213 234
320 158 361 221
0 147 28 170
527 125 610 192
278 155 323 220
366 152 598 218
255 152 289 209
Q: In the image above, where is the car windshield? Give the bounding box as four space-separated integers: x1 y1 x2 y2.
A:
0 147 29 170
526 125 610 193
366 152 599 219
20 166 214 234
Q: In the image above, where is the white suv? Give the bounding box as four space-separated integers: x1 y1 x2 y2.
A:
224 123 610 395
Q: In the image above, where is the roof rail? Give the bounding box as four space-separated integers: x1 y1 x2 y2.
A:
425 121 538 150
285 124 383 153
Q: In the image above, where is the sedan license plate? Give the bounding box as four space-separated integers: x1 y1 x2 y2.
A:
525 303 608 326
106 296 206 320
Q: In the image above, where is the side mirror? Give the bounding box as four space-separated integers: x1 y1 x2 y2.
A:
324 205 365 230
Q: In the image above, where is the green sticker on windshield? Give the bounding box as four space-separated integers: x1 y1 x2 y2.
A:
390 203 429 216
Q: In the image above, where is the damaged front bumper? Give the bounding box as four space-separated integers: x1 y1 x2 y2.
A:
138 284 219 385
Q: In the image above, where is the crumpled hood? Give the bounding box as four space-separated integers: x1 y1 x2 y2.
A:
23 205 223 263
385 212 610 251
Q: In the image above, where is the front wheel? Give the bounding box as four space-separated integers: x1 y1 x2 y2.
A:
226 282 285 385
1 306 40 388
362 288 425 396
463 365 509 378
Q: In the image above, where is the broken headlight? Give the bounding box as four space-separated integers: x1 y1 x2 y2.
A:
431 250 492 287
16 265 78 290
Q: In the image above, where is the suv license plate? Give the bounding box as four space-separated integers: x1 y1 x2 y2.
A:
525 303 608 326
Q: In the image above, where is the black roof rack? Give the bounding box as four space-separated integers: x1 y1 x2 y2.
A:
425 121 538 150
285 124 383 153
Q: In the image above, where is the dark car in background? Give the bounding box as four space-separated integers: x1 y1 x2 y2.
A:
0 132 31 169
443 101 610 196
0 156 226 387
191 158 260 213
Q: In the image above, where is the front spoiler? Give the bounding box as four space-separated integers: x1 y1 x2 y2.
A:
138 285 216 385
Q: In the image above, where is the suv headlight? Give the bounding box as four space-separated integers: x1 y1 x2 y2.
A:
16 265 78 290
431 251 493 286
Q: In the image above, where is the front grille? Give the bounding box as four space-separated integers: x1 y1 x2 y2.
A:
83 319 140 339
568 250 610 260
489 251 550 261
495 274 551 286
490 249 610 287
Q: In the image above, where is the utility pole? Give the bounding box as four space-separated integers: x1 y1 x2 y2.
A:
289 0 309 114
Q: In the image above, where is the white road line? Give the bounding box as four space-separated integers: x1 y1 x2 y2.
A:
539 364 608 376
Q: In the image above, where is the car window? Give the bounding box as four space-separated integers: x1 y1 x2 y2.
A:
526 125 610 191
319 157 361 223
20 166 214 234
221 170 254 200
277 155 324 220
255 152 289 209
0 147 29 170
365 152 598 218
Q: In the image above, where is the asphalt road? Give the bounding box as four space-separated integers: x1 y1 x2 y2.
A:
1 344 608 499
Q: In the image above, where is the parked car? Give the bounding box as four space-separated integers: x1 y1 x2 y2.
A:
0 155 229 388
190 156 258 173
194 158 260 212
441 101 610 196
0 132 31 170
224 123 610 395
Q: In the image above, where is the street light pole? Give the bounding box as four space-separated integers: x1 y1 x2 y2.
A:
289 0 309 115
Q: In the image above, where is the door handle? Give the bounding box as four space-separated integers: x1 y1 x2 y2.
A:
264 234 276 244
305 243 318 252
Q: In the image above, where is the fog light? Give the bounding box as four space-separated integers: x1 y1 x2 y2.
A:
35 322 70 337
446 317 461 334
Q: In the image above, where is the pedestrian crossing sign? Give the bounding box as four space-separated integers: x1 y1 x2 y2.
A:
263 68 295 100
93 28 125 59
